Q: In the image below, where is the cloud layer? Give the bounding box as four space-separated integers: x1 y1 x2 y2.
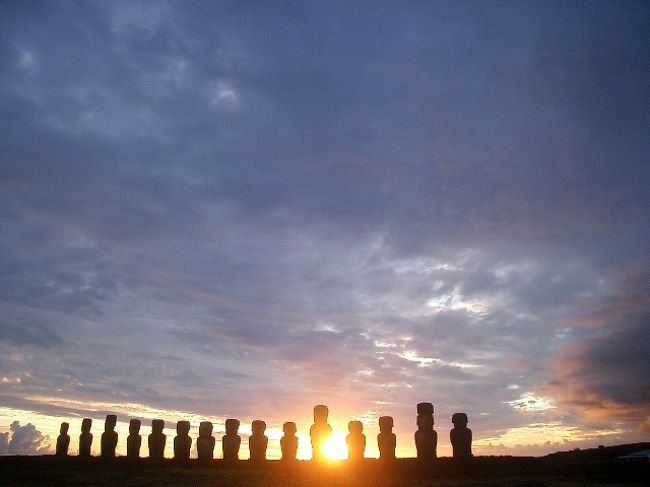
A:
0 1 648 455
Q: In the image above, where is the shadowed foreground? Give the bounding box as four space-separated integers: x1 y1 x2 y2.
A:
2 443 649 487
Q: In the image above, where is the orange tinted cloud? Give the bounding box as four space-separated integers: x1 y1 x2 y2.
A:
543 266 650 432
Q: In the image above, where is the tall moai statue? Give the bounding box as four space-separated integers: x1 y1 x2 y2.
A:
197 421 215 463
414 402 437 460
174 420 192 462
346 420 366 461
280 422 298 461
101 415 118 459
148 419 166 459
310 404 332 462
79 418 93 458
55 422 70 457
377 416 396 461
450 413 472 459
222 418 241 462
127 419 142 460
249 420 268 461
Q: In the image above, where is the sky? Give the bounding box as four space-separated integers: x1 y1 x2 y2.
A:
0 0 648 459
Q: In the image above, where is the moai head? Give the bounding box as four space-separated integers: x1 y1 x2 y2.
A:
129 419 141 435
283 422 297 435
417 402 434 415
151 419 165 434
314 405 329 424
252 420 266 435
225 418 240 435
81 418 92 433
348 420 363 434
199 421 213 437
416 414 434 430
105 415 117 432
379 416 393 433
452 413 468 428
60 422 69 434
176 420 190 436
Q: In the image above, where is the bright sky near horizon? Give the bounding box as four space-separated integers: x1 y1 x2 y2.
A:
0 0 648 458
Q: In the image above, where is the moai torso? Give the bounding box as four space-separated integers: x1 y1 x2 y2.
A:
450 413 472 458
174 421 192 461
280 422 298 461
249 420 268 461
148 419 166 459
127 419 142 459
414 402 437 459
197 421 215 462
101 415 118 458
56 422 70 457
310 405 332 462
79 418 93 458
346 420 366 461
222 418 241 461
377 416 396 460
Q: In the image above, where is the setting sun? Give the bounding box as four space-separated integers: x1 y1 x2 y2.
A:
322 431 348 461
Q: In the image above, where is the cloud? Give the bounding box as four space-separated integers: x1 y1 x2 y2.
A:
0 0 648 456
0 320 62 348
542 266 650 430
0 421 51 455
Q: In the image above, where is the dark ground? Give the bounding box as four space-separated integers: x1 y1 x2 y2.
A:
1 443 648 486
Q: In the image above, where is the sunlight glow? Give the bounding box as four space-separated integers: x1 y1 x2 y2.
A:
322 431 347 461
398 350 478 369
426 288 489 314
474 421 625 453
507 392 556 411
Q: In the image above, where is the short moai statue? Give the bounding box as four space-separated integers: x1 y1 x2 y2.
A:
310 404 332 462
197 421 215 463
222 418 241 462
55 422 70 457
148 419 166 459
280 422 299 461
174 420 192 462
346 420 366 461
127 419 142 460
101 415 118 459
414 402 437 460
450 413 472 459
377 416 396 461
249 420 268 461
79 418 93 458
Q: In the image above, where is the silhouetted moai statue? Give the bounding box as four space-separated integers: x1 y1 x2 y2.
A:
148 419 166 459
197 421 215 463
249 420 268 461
280 422 298 461
79 418 93 458
174 420 192 462
414 402 437 460
101 415 118 459
127 419 142 460
346 420 366 461
450 413 472 459
377 416 396 461
310 404 332 462
55 422 70 457
222 419 241 462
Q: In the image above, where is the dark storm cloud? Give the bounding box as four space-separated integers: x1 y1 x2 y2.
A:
0 0 648 450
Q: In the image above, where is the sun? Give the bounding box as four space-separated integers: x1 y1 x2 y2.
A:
322 431 347 461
